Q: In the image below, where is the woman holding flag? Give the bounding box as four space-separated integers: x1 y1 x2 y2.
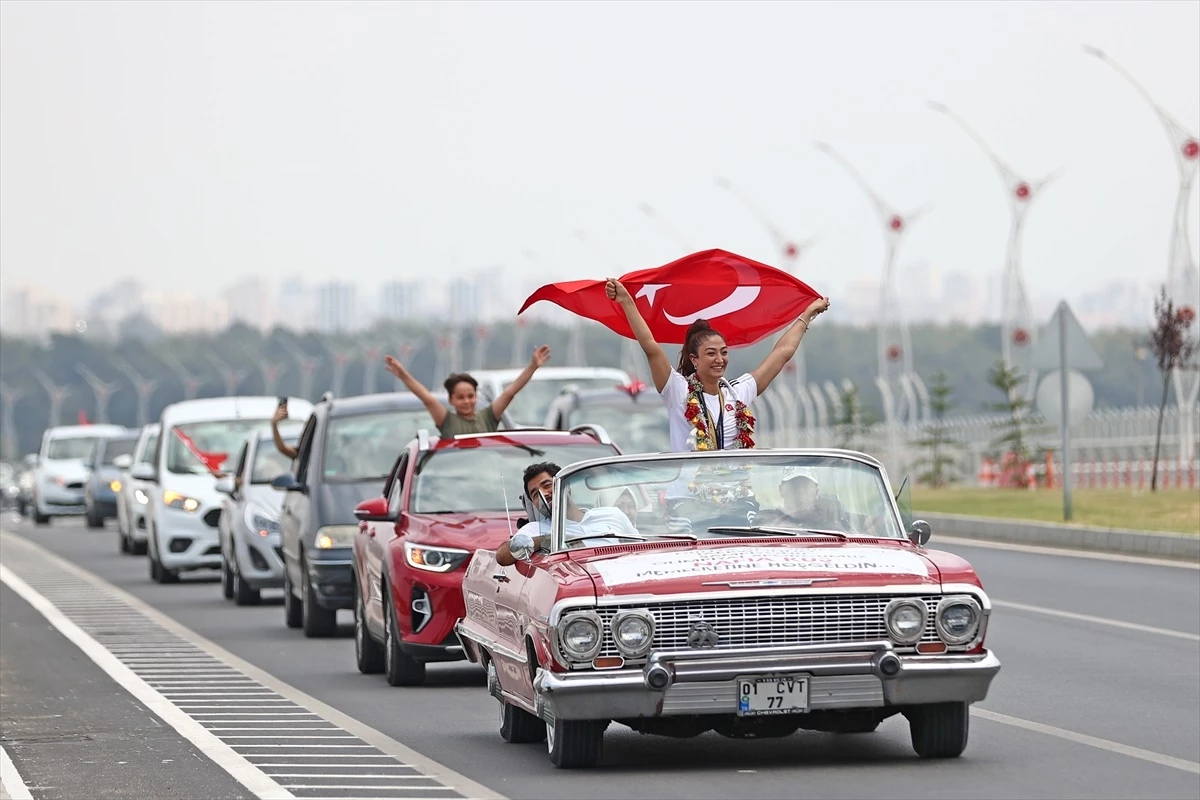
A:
604 277 828 453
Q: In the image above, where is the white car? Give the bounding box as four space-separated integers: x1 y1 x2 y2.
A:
133 396 314 584
215 424 302 605
32 424 128 525
471 366 633 428
115 423 160 555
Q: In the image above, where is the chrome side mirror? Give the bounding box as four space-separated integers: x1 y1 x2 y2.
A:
908 519 931 547
508 531 535 563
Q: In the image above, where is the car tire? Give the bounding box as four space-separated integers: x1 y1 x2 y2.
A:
33 506 50 526
906 702 969 759
149 533 179 584
283 569 303 629
233 568 261 606
119 531 130 554
132 538 148 556
300 556 337 638
383 589 425 687
354 582 384 675
490 661 544 743
546 716 605 768
85 509 103 529
221 556 235 600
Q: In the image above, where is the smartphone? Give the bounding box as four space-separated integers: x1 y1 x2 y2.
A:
277 397 288 413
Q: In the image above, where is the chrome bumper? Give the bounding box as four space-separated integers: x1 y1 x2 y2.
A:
532 641 1001 721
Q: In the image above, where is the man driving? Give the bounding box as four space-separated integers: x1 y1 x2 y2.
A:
495 462 637 566
755 466 849 530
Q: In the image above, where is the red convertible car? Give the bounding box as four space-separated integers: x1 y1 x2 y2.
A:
350 427 621 686
455 448 1002 768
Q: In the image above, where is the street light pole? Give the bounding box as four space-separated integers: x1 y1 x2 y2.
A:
1085 45 1200 462
207 352 247 397
0 382 23 459
361 345 381 396
279 339 321 401
162 354 205 401
929 101 1060 403
76 364 121 424
241 343 286 397
113 358 159 427
815 142 927 473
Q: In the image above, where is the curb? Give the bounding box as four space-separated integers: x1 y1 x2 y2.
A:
914 511 1200 562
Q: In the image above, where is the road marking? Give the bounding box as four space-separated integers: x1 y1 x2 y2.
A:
0 530 504 800
992 600 1200 642
0 745 34 800
973 708 1200 774
0 565 296 800
936 535 1199 569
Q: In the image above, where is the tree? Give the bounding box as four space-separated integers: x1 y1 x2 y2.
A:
1147 286 1198 492
913 371 962 488
985 360 1038 488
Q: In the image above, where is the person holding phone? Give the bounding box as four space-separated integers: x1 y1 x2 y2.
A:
270 397 299 460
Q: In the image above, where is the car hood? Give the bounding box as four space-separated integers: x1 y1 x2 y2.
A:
570 539 942 598
242 484 285 515
39 459 90 483
317 480 388 525
91 466 123 483
160 472 221 504
405 511 520 551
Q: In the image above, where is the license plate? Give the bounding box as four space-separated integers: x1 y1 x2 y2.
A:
737 674 809 716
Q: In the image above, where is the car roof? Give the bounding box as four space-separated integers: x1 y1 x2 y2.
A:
424 428 617 452
258 424 303 443
322 391 431 418
161 396 314 425
469 366 631 386
99 432 142 445
45 424 127 440
551 385 658 408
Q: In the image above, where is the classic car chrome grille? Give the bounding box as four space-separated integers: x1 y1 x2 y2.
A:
592 594 942 658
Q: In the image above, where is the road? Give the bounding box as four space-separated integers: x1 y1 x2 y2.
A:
2 513 1198 800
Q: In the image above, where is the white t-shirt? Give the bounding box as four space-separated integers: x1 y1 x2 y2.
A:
660 369 758 453
519 506 637 549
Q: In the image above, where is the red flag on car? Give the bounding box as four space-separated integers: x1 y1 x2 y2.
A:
517 249 821 346
77 409 91 425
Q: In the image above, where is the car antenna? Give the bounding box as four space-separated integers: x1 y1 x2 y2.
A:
500 474 515 538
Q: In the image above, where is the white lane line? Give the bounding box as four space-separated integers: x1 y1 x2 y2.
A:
992 600 1200 642
973 708 1200 774
0 745 35 800
936 535 1200 569
0 565 295 800
0 532 505 800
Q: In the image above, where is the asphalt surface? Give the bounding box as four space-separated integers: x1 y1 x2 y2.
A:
3 513 1199 800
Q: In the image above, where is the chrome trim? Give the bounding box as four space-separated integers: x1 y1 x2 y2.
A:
611 609 655 659
556 610 604 663
936 595 983 645
455 619 527 663
885 597 927 645
568 423 613 445
417 429 432 452
307 558 353 567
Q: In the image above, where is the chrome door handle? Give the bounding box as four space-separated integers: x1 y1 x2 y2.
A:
491 573 510 583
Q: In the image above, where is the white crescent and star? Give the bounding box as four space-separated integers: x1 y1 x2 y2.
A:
633 257 762 325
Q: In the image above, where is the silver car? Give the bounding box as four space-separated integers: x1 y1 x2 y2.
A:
215 425 301 605
116 424 160 555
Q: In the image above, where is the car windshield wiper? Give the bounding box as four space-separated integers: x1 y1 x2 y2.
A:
706 526 849 541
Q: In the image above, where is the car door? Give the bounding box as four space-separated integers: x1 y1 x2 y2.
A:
364 451 408 637
221 442 250 560
281 417 318 589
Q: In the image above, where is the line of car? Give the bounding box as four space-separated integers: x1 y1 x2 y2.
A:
12 365 1001 770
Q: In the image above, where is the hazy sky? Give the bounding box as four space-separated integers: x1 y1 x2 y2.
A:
2 0 1197 316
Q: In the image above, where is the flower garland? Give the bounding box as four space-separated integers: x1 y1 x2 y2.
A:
683 374 755 451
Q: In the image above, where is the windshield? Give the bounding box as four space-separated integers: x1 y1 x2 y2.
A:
136 433 160 465
46 437 102 461
167 419 269 475
253 437 298 484
502 378 627 425
411 443 618 514
322 410 428 483
566 402 669 455
556 452 904 548
101 438 139 465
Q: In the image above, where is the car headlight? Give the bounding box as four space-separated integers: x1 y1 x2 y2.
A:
110 479 122 492
245 507 281 538
558 611 603 662
133 488 150 505
936 596 982 645
403 540 470 573
163 490 201 512
315 525 356 549
885 598 927 645
611 609 655 658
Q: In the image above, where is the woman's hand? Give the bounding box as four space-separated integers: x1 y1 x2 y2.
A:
606 278 632 305
383 355 405 379
803 296 830 322
529 344 551 368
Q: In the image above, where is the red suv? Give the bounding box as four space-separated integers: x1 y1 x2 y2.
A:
351 427 620 686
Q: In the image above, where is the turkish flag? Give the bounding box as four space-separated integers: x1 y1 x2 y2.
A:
517 249 821 346
171 426 229 475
